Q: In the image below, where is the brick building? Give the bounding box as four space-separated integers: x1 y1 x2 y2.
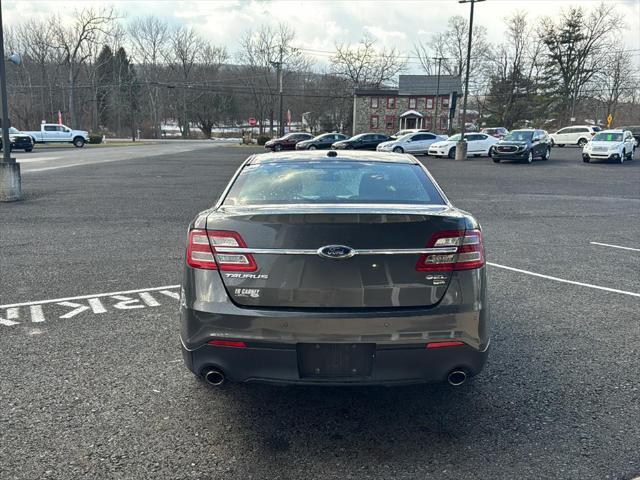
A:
352 75 462 135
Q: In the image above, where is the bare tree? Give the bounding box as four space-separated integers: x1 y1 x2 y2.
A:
238 24 310 134
414 16 490 90
49 7 118 127
594 46 636 124
540 2 623 123
129 16 170 137
331 35 406 88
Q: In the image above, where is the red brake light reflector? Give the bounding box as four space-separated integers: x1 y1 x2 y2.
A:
186 229 257 271
416 229 485 272
426 341 465 349
208 340 247 348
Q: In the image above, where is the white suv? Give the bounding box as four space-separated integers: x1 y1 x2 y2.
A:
549 125 600 147
582 130 636 164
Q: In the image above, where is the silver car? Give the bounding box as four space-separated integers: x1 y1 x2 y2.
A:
180 150 490 387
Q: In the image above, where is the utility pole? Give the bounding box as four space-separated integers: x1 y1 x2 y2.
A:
270 46 284 137
130 79 135 142
455 0 485 161
0 2 22 201
432 57 448 134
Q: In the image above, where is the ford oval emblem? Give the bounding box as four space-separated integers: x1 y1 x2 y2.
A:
317 245 356 260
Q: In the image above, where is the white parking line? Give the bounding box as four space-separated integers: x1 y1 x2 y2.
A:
590 241 640 252
0 284 180 309
487 262 640 298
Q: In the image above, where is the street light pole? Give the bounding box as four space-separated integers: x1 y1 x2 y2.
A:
432 57 448 134
455 0 485 161
0 1 22 201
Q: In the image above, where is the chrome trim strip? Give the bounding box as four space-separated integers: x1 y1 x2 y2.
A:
214 247 458 255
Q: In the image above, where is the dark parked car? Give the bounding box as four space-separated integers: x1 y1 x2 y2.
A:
332 133 391 150
295 132 348 150
0 127 34 152
491 129 551 163
180 150 489 387
264 132 314 151
620 125 640 144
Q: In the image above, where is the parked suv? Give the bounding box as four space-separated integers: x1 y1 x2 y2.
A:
582 130 636 164
264 132 314 152
549 125 600 147
491 129 550 163
481 127 509 139
620 125 640 145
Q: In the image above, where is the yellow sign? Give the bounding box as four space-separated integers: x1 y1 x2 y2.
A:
607 113 613 127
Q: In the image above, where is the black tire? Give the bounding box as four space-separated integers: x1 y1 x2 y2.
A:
448 147 456 159
393 146 404 153
577 138 588 148
583 156 590 163
73 136 85 148
25 147 33 153
558 144 565 148
541 148 550 160
308 145 316 150
492 157 500 163
274 144 283 152
525 151 533 164
625 149 632 161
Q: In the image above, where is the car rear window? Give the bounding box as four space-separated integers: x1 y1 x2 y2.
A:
223 161 446 206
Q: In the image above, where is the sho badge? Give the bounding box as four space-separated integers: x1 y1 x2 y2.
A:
317 245 355 260
234 288 260 298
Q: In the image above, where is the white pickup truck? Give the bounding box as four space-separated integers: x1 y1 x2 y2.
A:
24 123 90 148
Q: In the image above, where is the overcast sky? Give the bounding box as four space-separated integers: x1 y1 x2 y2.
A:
5 0 640 72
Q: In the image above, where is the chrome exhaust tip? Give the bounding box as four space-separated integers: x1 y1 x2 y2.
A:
447 370 468 386
203 368 225 386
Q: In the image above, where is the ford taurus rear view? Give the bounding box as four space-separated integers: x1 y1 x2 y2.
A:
180 150 489 386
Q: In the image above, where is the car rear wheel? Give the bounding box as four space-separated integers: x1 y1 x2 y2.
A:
583 156 590 163
577 138 588 148
393 146 404 153
308 145 317 150
25 147 33 153
448 147 456 159
73 137 85 148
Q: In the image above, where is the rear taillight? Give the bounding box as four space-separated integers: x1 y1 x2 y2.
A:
186 229 257 271
426 341 465 349
416 229 485 272
208 340 247 348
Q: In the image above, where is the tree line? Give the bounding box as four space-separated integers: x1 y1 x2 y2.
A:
4 2 639 138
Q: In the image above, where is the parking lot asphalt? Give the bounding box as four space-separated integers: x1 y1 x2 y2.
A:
1 144 639 479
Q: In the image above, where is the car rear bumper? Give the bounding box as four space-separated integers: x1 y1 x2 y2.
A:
179 267 489 385
182 339 489 385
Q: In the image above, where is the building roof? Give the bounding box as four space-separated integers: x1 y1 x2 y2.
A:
398 75 462 96
354 75 462 97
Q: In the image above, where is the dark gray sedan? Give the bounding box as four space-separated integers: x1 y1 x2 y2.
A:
180 150 489 387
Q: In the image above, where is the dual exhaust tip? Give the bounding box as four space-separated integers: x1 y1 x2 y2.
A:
203 368 225 386
203 367 467 387
447 369 468 386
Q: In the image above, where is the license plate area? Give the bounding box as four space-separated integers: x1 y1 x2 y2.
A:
297 343 375 378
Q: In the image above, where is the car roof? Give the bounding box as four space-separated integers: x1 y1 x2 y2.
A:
248 150 419 165
598 129 625 133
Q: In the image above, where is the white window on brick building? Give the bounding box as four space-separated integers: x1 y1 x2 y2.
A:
371 97 379 108
370 115 379 129
409 97 417 109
